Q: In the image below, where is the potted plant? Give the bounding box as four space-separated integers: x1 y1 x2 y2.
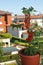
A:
18 27 41 65
18 6 42 65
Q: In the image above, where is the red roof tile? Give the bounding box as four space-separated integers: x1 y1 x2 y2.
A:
14 14 43 19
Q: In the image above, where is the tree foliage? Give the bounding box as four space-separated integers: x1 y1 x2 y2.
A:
22 6 36 15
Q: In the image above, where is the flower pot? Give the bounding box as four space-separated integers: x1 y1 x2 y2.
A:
19 49 40 65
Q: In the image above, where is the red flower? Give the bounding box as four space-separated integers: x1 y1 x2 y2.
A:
26 31 33 42
26 38 32 42
29 31 33 37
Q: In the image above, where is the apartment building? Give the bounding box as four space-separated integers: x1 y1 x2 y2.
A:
0 10 12 33
14 14 43 27
13 14 43 38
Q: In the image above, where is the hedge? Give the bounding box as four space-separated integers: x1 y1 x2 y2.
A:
11 36 27 43
11 36 43 44
0 54 20 62
0 33 12 39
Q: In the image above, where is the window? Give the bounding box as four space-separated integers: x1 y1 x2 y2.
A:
0 22 2 24
19 18 24 22
0 28 3 31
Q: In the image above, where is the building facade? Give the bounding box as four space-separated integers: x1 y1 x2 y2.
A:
13 14 43 38
0 10 12 33
14 14 43 27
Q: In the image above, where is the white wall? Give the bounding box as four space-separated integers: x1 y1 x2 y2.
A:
30 19 42 27
0 38 10 47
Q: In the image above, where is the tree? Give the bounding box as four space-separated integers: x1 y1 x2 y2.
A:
22 6 36 29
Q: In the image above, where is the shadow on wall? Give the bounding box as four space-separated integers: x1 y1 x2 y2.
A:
7 26 22 37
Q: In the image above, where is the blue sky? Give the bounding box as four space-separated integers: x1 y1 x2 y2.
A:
0 0 43 15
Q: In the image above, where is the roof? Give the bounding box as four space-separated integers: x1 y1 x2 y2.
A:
30 14 43 19
3 47 18 53
14 15 25 19
14 14 43 19
0 10 11 15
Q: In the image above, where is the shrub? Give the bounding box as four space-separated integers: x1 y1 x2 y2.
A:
2 33 12 38
0 54 20 62
2 55 10 62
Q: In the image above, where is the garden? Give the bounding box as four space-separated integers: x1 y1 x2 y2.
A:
0 32 43 65
11 6 43 65
0 6 43 65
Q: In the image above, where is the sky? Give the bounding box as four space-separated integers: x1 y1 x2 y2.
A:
0 0 43 15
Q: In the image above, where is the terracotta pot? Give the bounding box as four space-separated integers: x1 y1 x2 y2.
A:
19 49 40 65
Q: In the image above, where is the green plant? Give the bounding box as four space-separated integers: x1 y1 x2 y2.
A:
21 5 42 56
3 33 12 38
0 33 12 38
23 43 40 56
22 24 42 56
0 54 19 62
